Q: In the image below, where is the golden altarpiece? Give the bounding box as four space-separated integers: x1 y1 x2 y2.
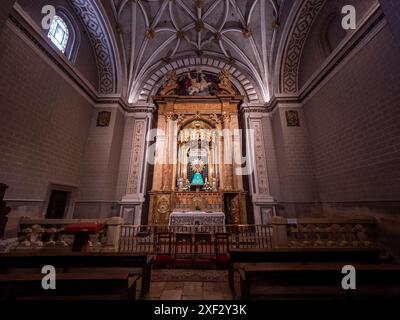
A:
148 69 247 225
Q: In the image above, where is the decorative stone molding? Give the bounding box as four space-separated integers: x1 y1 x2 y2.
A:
71 0 117 94
280 0 326 94
252 120 270 195
153 194 171 224
240 106 269 114
126 120 146 194
14 217 124 253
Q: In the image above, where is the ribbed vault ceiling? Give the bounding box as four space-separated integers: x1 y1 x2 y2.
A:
110 0 282 104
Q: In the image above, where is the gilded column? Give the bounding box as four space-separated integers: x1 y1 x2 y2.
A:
221 111 233 190
161 112 174 190
152 114 167 191
230 112 244 190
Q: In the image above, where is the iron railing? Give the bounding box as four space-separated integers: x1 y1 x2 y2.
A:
118 224 273 256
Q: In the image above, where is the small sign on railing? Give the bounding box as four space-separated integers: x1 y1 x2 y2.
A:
287 219 298 225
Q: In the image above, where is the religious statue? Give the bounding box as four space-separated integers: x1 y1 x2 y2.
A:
177 177 184 191
177 177 191 191
177 73 192 95
219 68 231 87
185 179 190 190
218 67 236 95
190 158 205 186
229 196 240 224
203 178 212 191
211 177 218 192
187 72 212 96
160 70 178 95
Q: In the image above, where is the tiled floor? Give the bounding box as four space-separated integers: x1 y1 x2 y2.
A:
146 270 233 300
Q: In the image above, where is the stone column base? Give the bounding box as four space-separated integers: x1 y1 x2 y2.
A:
120 194 145 225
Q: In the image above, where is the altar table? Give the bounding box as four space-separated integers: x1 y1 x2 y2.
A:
168 211 225 232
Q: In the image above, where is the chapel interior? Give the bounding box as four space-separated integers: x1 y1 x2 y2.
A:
0 0 400 302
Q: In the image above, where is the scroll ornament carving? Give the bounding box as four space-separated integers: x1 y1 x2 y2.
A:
209 113 221 124
127 121 145 194
221 111 231 124
253 122 268 194
281 0 326 93
287 223 376 248
160 70 178 96
229 196 240 224
218 68 236 95
154 195 171 224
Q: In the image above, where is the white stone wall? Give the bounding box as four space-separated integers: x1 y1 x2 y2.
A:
74 107 125 218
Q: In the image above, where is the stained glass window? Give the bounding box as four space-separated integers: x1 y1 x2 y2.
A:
48 16 69 53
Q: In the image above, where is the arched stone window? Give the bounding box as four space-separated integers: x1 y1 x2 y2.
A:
48 15 69 53
47 9 80 62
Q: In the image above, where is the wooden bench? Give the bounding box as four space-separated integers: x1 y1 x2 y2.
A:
228 247 382 291
0 253 154 299
0 272 140 300
238 262 400 300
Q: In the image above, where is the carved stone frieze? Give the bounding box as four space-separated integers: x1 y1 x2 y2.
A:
126 120 146 194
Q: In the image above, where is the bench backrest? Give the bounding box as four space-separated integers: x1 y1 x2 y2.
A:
0 254 152 271
229 248 382 264
245 267 400 287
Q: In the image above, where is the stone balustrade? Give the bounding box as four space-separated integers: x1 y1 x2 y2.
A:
271 216 378 248
11 215 379 253
14 216 124 253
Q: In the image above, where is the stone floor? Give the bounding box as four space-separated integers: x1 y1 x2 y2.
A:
145 269 233 300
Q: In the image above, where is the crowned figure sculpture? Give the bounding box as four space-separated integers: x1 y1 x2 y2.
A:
190 159 205 186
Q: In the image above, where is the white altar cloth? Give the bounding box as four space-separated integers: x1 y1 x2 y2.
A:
169 211 225 231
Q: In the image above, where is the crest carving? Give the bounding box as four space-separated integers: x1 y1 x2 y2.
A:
96 111 111 127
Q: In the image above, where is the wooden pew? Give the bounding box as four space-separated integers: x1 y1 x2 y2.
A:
228 247 382 292
238 262 400 300
0 272 140 300
0 253 154 299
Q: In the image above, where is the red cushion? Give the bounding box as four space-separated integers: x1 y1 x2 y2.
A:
173 258 193 267
193 259 214 268
154 255 173 264
215 254 229 265
64 222 103 233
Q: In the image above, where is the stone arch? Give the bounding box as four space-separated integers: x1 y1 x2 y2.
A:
70 0 120 94
129 56 262 104
278 0 326 94
319 10 347 56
